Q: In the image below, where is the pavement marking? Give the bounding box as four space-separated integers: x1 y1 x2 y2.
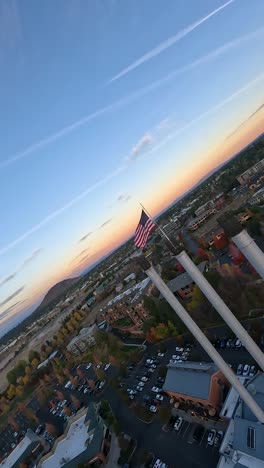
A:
182 421 191 438
199 429 207 446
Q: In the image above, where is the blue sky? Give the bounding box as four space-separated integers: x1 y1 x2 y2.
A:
1 0 264 336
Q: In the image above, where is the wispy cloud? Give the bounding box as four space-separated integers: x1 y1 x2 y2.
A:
79 232 92 243
0 25 261 172
78 252 92 265
0 300 26 321
71 248 90 263
0 248 42 288
107 0 234 83
0 165 124 257
117 193 131 203
1 74 263 258
0 286 25 308
135 74 264 163
129 133 153 161
226 104 264 140
99 218 112 229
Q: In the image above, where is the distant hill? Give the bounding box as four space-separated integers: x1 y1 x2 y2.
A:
38 277 80 309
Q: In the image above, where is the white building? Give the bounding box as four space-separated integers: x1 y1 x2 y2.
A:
39 404 111 467
66 326 96 355
218 373 264 468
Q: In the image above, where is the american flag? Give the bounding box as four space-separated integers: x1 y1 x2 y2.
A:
134 210 156 249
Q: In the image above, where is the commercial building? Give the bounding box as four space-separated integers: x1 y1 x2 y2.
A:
187 206 217 231
162 219 181 237
237 159 264 185
166 261 207 300
195 200 215 218
0 429 48 467
39 404 111 467
218 372 264 468
163 361 229 416
66 325 96 355
248 186 264 206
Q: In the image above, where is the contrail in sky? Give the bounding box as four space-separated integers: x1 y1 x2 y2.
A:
140 73 264 159
107 0 235 83
1 26 262 172
0 166 125 256
0 74 263 257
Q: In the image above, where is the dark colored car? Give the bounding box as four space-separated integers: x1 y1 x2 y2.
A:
143 394 151 402
193 425 204 442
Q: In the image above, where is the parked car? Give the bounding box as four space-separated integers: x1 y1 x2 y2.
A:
141 376 148 382
156 394 164 401
249 365 256 377
104 363 111 371
175 347 183 352
214 431 223 447
149 405 157 413
138 381 145 387
151 386 160 393
136 386 143 392
174 417 183 431
243 364 250 377
157 377 165 383
148 368 155 373
235 339 242 348
193 425 204 442
143 394 151 402
129 394 135 400
237 364 243 375
207 429 216 445
158 353 164 357
86 363 92 369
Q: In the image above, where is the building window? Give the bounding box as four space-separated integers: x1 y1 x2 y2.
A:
247 426 256 449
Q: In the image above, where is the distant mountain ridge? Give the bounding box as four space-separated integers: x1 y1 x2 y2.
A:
38 277 80 309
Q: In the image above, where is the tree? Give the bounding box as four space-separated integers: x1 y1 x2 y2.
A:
31 358 40 368
70 394 81 411
63 405 72 417
158 406 171 425
28 350 40 362
8 415 20 432
7 369 17 385
45 422 58 436
7 384 16 400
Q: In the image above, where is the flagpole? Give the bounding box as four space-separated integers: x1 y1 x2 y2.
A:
139 202 179 253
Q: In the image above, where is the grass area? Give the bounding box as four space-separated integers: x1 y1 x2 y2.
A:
112 317 133 328
133 404 154 423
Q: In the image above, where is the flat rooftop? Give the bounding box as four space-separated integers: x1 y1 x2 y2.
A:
42 415 88 468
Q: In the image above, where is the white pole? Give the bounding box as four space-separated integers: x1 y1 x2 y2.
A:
232 229 264 280
176 250 264 372
145 264 264 423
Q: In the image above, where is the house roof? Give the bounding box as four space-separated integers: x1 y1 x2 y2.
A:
166 261 207 293
163 361 218 400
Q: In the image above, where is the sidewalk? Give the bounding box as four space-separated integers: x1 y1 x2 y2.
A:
105 434 120 467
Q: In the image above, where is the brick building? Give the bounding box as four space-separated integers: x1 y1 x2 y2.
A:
163 362 229 416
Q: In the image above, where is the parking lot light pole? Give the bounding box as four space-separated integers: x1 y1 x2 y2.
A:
176 249 264 373
137 257 264 423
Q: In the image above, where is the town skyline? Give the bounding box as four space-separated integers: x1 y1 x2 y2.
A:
1 0 264 335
